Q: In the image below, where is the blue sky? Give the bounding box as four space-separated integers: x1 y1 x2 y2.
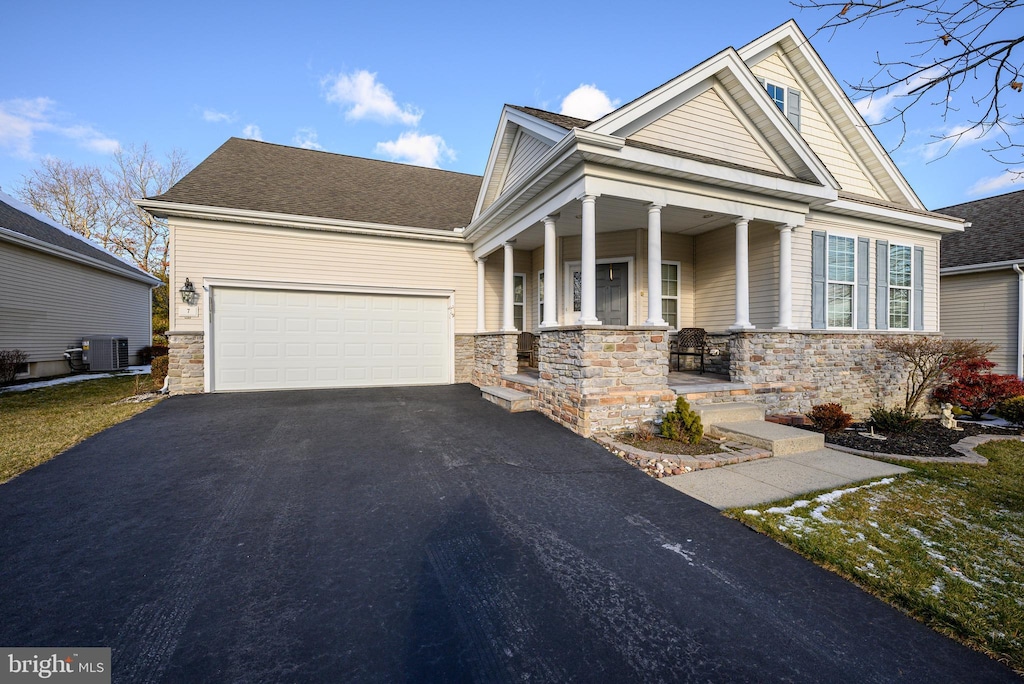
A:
1 1 1019 210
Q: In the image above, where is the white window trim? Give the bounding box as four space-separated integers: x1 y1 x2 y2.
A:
826 232 857 331
887 242 914 331
661 260 681 331
514 272 526 331
562 257 635 325
764 80 787 113
537 270 545 328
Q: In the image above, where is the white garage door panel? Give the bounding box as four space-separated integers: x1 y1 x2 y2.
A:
212 287 450 391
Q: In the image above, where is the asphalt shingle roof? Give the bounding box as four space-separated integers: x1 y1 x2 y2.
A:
507 105 593 130
0 193 153 281
152 138 483 231
936 189 1024 268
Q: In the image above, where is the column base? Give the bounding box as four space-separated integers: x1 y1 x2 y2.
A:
644 318 669 327
728 323 755 331
577 317 602 325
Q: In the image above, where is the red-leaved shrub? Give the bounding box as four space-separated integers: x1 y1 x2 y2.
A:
933 357 1024 419
807 403 853 433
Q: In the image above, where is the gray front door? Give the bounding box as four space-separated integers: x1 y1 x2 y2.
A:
596 262 628 325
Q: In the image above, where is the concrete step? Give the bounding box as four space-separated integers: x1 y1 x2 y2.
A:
708 420 824 456
481 386 534 413
694 402 765 427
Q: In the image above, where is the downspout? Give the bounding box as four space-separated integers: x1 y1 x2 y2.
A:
1013 264 1024 378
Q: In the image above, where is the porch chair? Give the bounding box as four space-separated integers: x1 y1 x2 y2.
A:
517 332 538 368
670 328 708 374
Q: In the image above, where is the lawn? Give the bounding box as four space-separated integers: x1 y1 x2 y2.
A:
0 375 161 483
731 440 1024 674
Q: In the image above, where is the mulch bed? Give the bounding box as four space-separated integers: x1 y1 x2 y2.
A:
799 419 1020 458
618 434 722 456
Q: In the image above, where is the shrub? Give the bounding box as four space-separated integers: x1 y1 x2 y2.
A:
869 405 921 433
875 337 996 412
150 355 169 390
933 357 1024 419
631 418 655 443
807 403 853 433
137 345 169 364
661 397 703 445
0 349 29 385
996 396 1024 428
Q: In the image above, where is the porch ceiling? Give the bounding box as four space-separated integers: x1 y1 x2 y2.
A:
505 196 736 252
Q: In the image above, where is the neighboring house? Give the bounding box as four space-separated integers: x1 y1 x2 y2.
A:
0 192 161 379
938 189 1024 376
139 21 965 436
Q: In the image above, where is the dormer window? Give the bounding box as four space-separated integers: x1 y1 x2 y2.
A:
756 76 801 132
766 82 786 112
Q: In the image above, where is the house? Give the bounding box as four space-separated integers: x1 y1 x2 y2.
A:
139 21 965 436
938 189 1024 377
0 192 161 379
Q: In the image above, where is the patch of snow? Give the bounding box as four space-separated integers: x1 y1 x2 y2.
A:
942 564 984 589
742 510 761 516
661 542 695 563
929 579 945 596
867 521 879 528
0 366 151 394
867 545 886 555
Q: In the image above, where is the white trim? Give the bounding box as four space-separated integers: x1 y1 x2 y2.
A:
661 260 681 329
886 242 914 331
823 199 964 234
203 277 456 393
495 127 523 198
825 231 858 330
563 257 636 325
941 259 1024 275
1013 264 1024 378
137 199 467 243
0 227 162 286
763 78 788 114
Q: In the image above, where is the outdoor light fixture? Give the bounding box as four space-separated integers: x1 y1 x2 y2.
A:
179 278 198 305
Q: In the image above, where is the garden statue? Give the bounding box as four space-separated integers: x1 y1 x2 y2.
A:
940 403 962 431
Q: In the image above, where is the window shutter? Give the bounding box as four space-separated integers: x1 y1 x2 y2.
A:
812 230 826 329
876 240 889 330
913 246 925 330
857 237 870 329
787 88 801 131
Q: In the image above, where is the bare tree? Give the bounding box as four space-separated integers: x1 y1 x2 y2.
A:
16 144 189 278
794 0 1024 171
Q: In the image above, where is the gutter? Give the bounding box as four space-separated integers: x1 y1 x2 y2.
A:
1014 264 1024 378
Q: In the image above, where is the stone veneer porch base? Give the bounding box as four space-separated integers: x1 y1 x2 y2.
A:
166 330 204 395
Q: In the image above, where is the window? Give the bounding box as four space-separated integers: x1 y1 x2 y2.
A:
513 273 525 330
888 244 912 329
661 262 679 329
827 235 855 328
766 82 786 112
537 271 545 324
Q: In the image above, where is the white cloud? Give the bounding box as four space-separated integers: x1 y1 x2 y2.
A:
203 109 236 124
0 97 120 158
375 131 454 168
321 70 422 125
913 122 1000 162
559 84 620 121
854 68 945 124
293 127 323 150
967 170 1024 197
242 124 263 141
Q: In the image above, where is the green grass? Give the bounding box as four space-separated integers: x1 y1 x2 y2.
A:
0 375 161 483
730 441 1024 674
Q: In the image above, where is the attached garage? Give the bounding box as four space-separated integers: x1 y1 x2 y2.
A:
210 284 452 392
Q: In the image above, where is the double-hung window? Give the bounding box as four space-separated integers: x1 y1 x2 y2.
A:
757 77 801 131
513 274 525 330
661 262 680 329
766 82 786 112
888 245 912 329
827 235 856 328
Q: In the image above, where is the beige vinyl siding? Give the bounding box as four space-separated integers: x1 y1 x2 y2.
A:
749 224 780 329
0 241 151 370
170 220 477 333
794 217 941 331
501 131 553 194
630 88 781 175
752 52 885 200
941 270 1018 373
692 224 779 331
480 124 518 212
483 248 533 331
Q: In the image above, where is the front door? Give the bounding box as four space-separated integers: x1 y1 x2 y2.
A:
595 262 628 325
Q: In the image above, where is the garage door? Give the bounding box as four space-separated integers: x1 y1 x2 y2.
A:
211 287 450 391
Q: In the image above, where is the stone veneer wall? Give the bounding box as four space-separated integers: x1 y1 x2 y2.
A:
473 332 518 386
729 331 929 416
536 327 675 437
454 334 475 383
166 331 204 395
673 331 730 375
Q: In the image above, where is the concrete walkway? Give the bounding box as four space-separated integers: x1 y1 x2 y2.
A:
661 447 911 509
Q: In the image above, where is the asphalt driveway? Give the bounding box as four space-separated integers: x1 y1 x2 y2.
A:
0 384 1016 682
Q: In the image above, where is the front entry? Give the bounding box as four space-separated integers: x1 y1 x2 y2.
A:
595 262 628 326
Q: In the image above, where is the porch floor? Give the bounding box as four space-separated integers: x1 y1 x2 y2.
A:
668 370 751 394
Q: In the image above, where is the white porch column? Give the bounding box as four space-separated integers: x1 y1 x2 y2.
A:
476 257 486 332
502 242 516 331
541 215 559 327
776 224 795 329
645 203 668 326
730 217 754 330
579 194 600 324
